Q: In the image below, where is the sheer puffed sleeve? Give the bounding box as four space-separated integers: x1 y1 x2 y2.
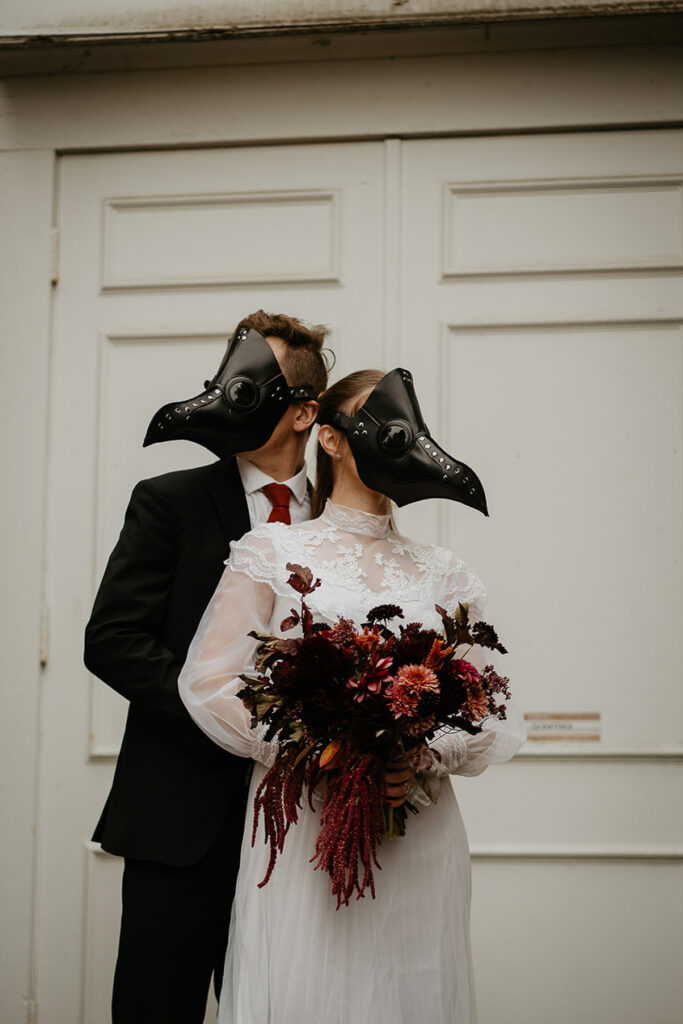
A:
413 554 526 803
178 527 279 766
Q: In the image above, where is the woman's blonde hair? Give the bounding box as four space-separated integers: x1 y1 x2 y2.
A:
311 369 393 519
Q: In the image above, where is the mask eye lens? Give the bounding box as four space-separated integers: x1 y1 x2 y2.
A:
227 377 259 411
378 421 413 456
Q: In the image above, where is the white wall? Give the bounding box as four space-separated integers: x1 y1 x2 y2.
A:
0 148 54 1024
3 44 683 153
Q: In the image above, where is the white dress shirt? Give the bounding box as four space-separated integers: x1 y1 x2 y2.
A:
236 457 311 528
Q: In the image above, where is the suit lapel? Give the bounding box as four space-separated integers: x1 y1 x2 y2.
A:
202 458 251 546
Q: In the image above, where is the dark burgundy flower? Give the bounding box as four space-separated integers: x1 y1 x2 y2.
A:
437 673 467 718
295 635 351 689
394 625 439 667
479 665 512 719
366 604 405 625
471 621 508 655
450 659 480 685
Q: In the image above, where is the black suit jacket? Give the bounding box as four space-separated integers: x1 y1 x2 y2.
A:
84 458 252 866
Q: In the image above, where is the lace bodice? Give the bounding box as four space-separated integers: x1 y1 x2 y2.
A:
227 501 488 632
178 502 525 792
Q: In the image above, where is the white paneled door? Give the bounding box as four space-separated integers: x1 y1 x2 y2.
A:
41 133 683 1024
399 130 683 1024
42 142 387 1023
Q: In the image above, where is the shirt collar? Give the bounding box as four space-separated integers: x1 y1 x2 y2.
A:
236 456 309 506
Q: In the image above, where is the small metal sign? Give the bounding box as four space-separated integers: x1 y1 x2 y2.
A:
524 712 601 741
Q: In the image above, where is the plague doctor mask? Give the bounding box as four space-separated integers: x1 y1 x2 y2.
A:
317 368 488 513
143 327 318 460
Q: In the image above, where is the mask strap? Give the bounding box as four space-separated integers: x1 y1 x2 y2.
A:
316 410 353 432
288 386 318 401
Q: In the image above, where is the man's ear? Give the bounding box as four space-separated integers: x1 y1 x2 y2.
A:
293 400 319 433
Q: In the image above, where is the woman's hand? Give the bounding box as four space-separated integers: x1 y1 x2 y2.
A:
384 757 415 807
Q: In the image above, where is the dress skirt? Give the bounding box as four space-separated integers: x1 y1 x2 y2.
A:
219 765 477 1024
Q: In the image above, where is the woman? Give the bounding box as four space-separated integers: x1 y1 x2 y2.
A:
179 370 525 1024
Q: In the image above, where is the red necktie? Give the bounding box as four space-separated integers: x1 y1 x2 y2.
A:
262 483 292 525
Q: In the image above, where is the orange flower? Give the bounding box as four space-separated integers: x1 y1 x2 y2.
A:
354 625 383 655
464 680 489 721
424 638 453 671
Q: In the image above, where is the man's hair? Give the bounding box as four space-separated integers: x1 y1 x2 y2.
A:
235 310 329 397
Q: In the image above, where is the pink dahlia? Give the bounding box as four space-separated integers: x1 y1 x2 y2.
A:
394 664 440 694
347 656 394 703
386 679 420 718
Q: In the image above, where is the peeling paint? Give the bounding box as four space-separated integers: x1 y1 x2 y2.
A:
1 0 682 46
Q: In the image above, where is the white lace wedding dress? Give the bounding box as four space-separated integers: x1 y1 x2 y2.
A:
179 501 525 1024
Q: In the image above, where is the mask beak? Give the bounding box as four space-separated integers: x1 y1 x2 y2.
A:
414 433 489 515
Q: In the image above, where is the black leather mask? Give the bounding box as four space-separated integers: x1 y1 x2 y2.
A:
143 327 317 459
317 368 488 513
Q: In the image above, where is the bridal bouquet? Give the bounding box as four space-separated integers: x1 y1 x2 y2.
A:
238 563 511 909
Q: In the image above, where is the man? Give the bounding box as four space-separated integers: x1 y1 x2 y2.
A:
84 311 329 1023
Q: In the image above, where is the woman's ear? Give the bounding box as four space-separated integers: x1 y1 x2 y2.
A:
292 400 319 433
317 424 343 459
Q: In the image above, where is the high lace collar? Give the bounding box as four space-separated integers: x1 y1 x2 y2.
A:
320 501 392 539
